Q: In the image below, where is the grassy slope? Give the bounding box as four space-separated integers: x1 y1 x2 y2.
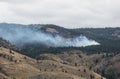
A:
0 47 105 79
57 50 120 79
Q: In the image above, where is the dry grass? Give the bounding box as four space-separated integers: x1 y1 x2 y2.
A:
0 47 106 79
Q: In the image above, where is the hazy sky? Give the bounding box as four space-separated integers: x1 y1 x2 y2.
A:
0 0 120 28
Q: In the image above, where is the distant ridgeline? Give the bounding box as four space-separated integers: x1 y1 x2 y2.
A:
21 25 120 57
0 23 99 47
0 23 120 57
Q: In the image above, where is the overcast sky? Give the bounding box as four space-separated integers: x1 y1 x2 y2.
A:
0 0 120 28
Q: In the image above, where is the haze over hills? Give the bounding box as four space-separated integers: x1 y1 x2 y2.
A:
0 23 120 79
0 37 106 79
0 23 99 47
0 0 120 79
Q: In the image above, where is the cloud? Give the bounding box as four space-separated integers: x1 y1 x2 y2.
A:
0 0 120 28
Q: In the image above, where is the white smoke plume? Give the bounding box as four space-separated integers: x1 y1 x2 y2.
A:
0 24 99 47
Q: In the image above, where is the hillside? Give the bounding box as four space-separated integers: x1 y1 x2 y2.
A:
0 36 105 79
56 50 120 79
19 24 120 56
0 47 106 79
0 23 120 79
0 38 18 51
0 47 40 79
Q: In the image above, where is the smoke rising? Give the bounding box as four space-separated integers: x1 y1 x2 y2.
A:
0 24 99 47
